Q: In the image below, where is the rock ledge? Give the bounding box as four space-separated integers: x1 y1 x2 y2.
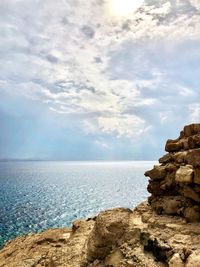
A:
1 202 200 267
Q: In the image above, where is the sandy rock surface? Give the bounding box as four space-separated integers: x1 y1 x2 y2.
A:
1 202 200 267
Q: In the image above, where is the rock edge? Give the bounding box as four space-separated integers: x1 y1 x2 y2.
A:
1 202 200 267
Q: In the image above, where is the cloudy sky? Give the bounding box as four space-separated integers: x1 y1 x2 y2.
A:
0 0 200 160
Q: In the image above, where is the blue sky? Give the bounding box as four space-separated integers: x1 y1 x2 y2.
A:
0 0 200 160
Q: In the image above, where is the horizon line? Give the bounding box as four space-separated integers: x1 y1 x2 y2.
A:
0 158 157 162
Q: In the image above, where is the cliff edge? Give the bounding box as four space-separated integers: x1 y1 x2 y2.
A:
1 124 200 267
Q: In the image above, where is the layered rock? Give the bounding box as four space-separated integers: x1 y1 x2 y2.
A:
145 123 200 222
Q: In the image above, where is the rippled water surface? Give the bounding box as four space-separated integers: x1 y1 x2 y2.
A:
0 161 154 247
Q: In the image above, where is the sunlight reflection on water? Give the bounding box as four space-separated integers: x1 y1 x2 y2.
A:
0 161 154 247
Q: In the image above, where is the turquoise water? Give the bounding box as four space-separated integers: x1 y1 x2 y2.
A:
0 161 153 248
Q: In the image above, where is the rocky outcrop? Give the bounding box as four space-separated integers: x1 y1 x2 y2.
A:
145 124 200 222
1 202 200 267
1 124 200 266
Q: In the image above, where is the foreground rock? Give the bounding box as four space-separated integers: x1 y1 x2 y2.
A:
1 202 200 267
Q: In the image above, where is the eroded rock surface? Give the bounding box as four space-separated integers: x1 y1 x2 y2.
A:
145 124 200 222
1 202 200 267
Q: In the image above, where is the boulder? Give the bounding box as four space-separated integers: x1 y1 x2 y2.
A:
186 251 200 267
185 149 200 167
194 168 200 184
165 163 178 172
174 151 187 163
175 165 194 184
144 165 166 180
184 124 200 137
184 125 195 137
187 134 200 150
188 136 196 149
192 134 200 147
181 186 200 202
104 250 124 267
147 181 165 196
162 197 183 215
85 208 132 263
159 153 173 164
165 172 176 187
182 138 189 150
165 139 182 152
183 206 200 222
168 253 184 267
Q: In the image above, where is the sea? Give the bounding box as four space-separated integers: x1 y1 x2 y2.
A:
0 161 154 248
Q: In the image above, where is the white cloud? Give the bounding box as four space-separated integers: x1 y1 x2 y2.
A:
83 119 99 135
1 0 200 139
95 139 111 149
190 0 200 10
178 86 195 97
98 115 148 138
159 111 175 124
189 104 200 122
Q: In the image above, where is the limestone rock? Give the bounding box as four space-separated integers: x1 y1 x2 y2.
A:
85 208 132 263
175 151 187 163
147 181 165 196
194 168 200 184
181 186 200 202
168 253 184 267
165 163 178 172
159 153 173 164
144 165 166 180
185 149 200 167
186 251 200 267
189 134 200 148
104 249 124 267
162 197 183 215
183 206 200 222
183 138 189 150
1 202 200 267
146 124 200 222
175 165 194 184
165 139 182 152
184 124 200 137
165 172 176 187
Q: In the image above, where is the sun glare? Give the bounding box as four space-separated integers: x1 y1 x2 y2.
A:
111 0 143 16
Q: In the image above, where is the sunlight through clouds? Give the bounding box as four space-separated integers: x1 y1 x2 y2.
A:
110 0 144 16
0 0 200 159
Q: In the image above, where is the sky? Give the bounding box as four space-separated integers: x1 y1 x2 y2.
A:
0 0 200 160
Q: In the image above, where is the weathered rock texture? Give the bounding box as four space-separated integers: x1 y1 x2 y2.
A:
145 124 200 222
1 124 200 266
1 202 200 267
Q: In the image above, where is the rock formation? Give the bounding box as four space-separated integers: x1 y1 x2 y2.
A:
145 123 200 222
1 124 200 267
1 202 200 267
